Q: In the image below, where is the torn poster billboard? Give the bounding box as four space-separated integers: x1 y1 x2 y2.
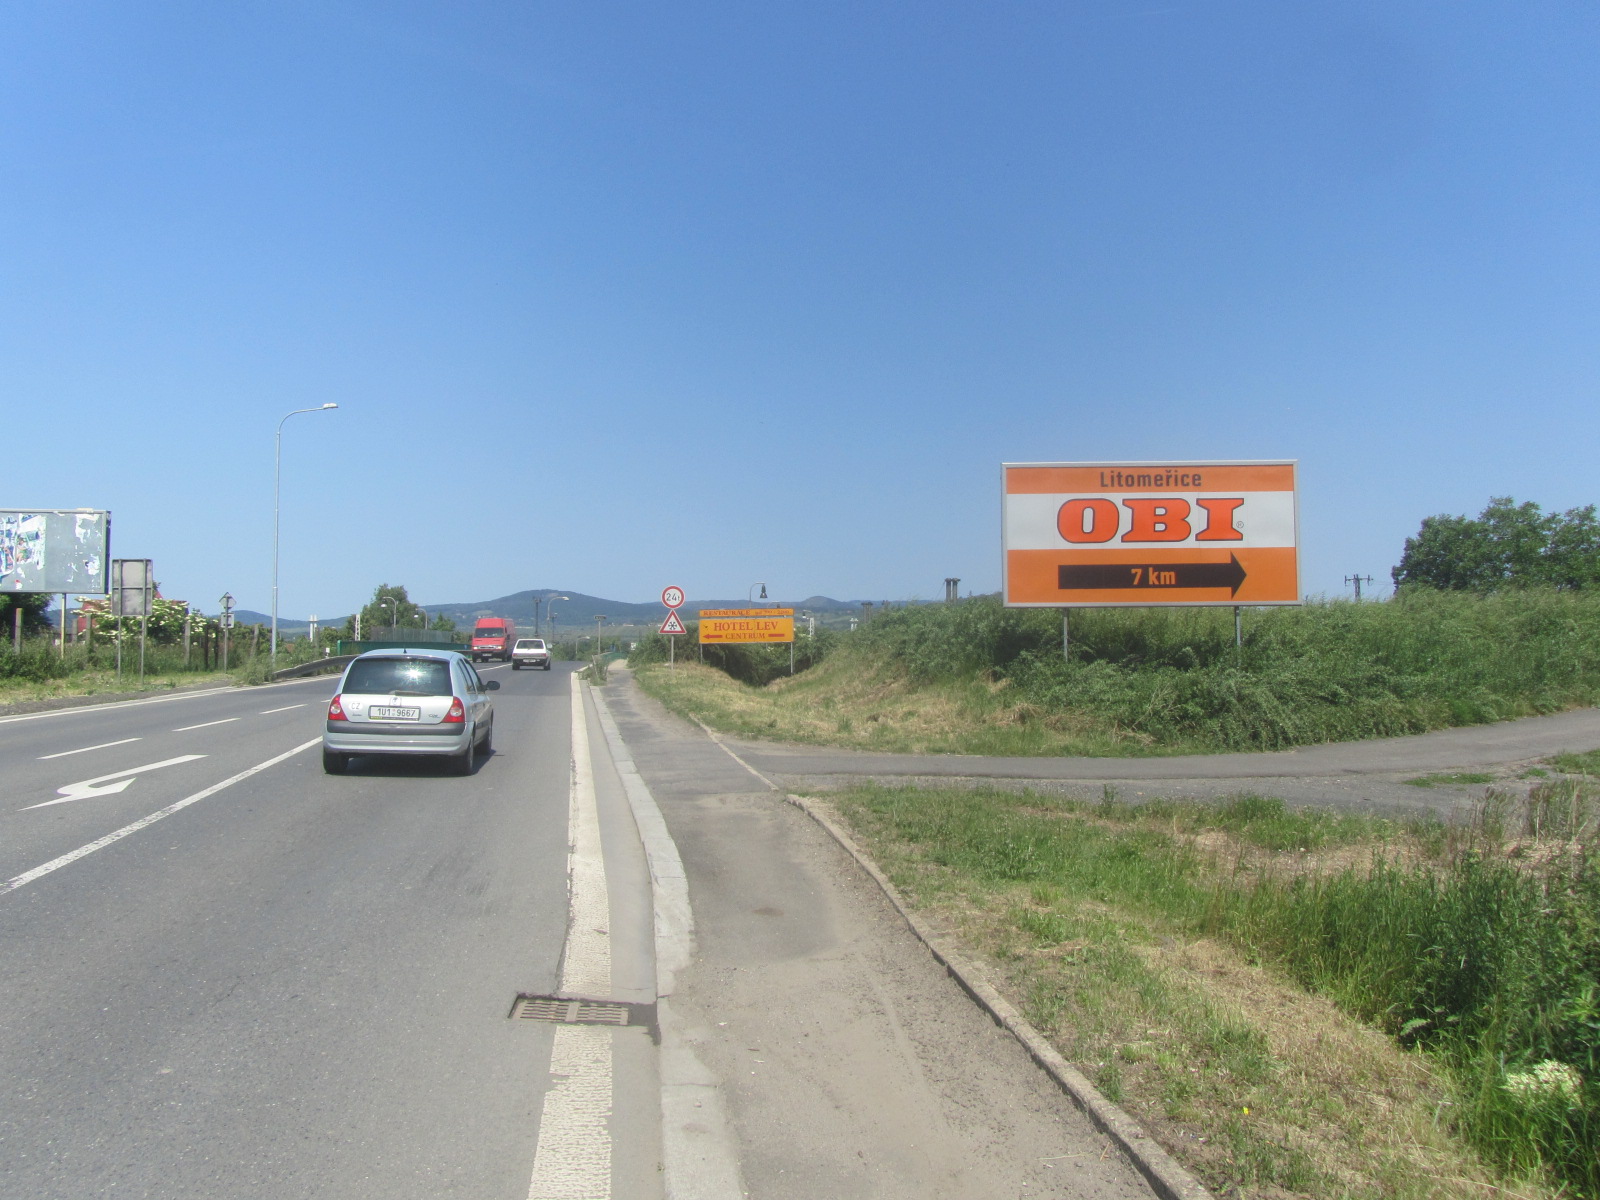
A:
0 509 111 594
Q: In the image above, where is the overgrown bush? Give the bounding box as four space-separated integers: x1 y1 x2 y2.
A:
849 591 1600 750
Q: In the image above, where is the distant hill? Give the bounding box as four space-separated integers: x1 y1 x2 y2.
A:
243 590 879 635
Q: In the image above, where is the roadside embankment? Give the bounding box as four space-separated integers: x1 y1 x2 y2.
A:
632 589 1600 756
819 780 1600 1200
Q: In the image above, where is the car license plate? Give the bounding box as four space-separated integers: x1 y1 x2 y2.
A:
370 706 421 721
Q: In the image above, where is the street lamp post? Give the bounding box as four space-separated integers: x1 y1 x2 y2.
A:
272 403 339 664
535 593 568 638
594 615 607 665
748 582 768 605
377 598 397 636
545 596 568 644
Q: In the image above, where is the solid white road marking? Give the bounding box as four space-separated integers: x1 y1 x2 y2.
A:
38 738 141 760
563 676 612 997
172 718 240 732
525 1026 613 1200
259 704 306 714
25 755 209 809
524 674 613 1200
0 689 238 726
3 738 320 896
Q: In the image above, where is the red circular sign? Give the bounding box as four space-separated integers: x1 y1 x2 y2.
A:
661 585 685 609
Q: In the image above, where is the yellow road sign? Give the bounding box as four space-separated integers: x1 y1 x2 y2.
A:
698 616 795 643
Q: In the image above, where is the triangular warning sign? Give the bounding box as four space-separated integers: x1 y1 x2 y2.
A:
659 609 687 635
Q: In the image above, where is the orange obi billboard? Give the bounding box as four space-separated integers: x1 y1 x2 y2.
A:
1003 461 1300 607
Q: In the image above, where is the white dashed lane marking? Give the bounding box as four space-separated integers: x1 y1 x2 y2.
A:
38 738 141 760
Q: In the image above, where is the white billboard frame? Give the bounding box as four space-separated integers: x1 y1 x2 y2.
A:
0 508 111 595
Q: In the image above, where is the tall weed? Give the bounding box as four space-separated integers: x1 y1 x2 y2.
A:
850 590 1600 750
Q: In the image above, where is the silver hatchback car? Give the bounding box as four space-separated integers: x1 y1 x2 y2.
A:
323 649 498 775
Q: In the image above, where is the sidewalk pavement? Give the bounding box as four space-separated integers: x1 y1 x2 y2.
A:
599 669 1167 1200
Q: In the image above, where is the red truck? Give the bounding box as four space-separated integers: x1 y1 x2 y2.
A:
469 617 516 662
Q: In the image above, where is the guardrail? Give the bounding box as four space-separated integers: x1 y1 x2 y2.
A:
270 655 356 682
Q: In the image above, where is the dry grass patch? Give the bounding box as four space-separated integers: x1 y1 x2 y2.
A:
631 656 1158 756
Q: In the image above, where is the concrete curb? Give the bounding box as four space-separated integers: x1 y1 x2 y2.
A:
785 791 1216 1200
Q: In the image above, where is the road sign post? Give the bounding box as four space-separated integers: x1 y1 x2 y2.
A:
659 588 687 670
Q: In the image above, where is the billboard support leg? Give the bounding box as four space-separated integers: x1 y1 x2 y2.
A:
61 593 68 657
12 605 20 653
1234 606 1243 654
1062 610 1070 663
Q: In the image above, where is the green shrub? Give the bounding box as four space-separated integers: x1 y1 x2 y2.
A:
848 590 1600 750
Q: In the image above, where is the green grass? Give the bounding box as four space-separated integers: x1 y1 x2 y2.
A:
827 783 1600 1198
1550 748 1600 775
0 632 330 706
1405 772 1496 788
635 589 1600 755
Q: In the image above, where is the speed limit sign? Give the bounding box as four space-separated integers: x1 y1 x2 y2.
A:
661 585 685 610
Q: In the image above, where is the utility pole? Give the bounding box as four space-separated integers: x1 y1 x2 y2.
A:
1344 574 1375 600
220 592 235 672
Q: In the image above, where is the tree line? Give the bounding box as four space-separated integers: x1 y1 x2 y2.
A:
1394 496 1600 591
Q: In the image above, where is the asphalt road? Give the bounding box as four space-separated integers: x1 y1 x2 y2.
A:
0 663 661 1200
725 706 1600 815
3 664 1178 1200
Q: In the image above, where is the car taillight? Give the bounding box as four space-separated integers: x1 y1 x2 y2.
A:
327 696 348 721
443 697 465 723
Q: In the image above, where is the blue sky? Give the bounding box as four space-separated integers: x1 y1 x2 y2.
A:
5 2 1597 618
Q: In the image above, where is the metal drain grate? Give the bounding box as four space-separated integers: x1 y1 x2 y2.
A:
510 994 656 1031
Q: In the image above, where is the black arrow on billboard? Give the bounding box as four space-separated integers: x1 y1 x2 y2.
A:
1058 555 1248 595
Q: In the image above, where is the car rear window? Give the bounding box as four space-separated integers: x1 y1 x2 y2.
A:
342 658 454 696
515 640 544 649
